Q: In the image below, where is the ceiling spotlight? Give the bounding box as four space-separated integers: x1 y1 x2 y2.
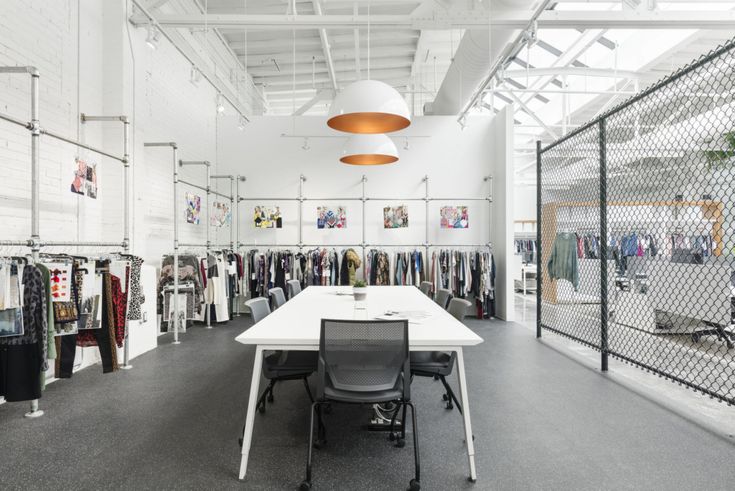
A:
216 93 225 113
145 24 160 50
302 137 310 151
237 115 247 131
190 65 201 85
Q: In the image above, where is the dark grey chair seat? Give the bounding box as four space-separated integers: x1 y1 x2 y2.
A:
323 382 403 404
264 351 318 379
410 351 452 376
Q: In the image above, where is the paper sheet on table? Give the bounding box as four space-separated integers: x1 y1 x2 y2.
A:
375 310 433 324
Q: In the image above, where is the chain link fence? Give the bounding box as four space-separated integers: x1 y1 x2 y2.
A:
538 37 735 405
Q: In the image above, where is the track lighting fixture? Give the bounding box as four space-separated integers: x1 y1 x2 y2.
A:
145 24 160 50
190 65 201 86
216 93 225 113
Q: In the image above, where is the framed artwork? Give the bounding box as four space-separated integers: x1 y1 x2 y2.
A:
211 201 232 227
70 158 98 198
253 206 282 229
317 206 346 229
440 206 469 229
383 205 409 229
186 192 201 224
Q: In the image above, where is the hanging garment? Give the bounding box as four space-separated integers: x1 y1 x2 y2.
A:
547 232 580 290
0 264 47 402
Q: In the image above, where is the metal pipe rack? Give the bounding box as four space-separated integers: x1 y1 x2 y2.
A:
0 66 133 417
235 174 494 283
144 142 181 344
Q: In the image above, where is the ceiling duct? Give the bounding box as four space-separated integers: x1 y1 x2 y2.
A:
424 0 540 115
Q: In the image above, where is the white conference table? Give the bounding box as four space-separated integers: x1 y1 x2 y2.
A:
235 286 484 482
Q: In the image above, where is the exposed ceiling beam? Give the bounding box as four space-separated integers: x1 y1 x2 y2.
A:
293 89 334 115
312 0 339 91
503 67 639 80
505 89 559 140
130 10 735 30
243 45 416 64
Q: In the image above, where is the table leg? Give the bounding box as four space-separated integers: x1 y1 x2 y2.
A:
239 345 264 480
455 347 477 481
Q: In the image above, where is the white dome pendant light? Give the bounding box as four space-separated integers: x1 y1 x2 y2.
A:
340 134 399 166
328 80 411 134
327 2 411 134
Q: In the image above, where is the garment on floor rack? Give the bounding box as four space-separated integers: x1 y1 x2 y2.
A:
514 239 537 264
390 250 425 287
430 249 495 318
158 254 204 332
338 248 362 286
245 249 298 298
608 232 659 273
0 261 47 402
547 232 579 290
204 250 230 323
366 249 391 286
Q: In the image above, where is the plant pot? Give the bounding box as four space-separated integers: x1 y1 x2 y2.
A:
353 287 368 302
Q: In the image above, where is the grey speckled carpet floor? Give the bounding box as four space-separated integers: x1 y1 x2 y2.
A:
1 315 734 491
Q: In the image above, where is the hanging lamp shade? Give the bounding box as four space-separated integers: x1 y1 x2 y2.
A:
328 80 411 134
340 134 399 166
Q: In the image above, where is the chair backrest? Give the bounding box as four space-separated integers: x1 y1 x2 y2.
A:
434 288 453 309
318 319 410 401
269 287 287 309
287 280 302 298
245 297 271 323
447 298 473 322
419 281 433 297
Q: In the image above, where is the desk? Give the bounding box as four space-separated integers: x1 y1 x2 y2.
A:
235 286 484 482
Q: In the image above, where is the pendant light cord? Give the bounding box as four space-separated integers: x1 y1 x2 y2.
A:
367 1 371 80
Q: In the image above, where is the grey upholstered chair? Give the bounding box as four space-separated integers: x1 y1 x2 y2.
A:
419 281 433 298
410 297 472 415
300 319 420 491
245 297 270 323
269 287 287 309
434 288 453 309
241 296 317 418
287 280 302 298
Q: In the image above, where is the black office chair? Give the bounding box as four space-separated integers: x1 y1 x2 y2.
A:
419 281 433 298
300 319 420 491
244 297 317 415
410 298 472 414
287 279 302 298
434 288 453 309
269 287 287 309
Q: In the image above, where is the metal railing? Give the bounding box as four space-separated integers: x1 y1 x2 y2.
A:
538 36 735 406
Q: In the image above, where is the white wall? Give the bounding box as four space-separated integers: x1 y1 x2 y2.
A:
0 1 516 325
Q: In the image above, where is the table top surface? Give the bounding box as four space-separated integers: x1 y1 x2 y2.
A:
235 286 485 348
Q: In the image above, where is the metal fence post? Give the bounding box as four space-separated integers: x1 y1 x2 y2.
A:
599 119 609 372
536 140 542 339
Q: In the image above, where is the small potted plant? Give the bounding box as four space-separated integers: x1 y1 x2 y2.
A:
352 279 368 301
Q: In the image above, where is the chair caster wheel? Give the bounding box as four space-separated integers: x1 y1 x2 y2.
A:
258 405 265 414
395 438 406 448
467 476 477 483
408 478 421 490
445 402 453 410
442 394 449 401
388 432 397 442
433 375 439 381
300 480 312 490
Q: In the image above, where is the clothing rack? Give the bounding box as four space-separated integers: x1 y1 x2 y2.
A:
151 147 243 343
0 66 133 418
236 174 494 277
